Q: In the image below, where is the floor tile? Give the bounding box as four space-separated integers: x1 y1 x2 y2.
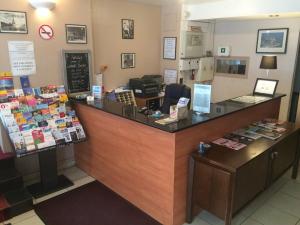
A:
241 218 263 225
12 215 44 225
267 192 300 217
62 166 88 182
4 210 36 224
197 210 246 225
183 217 211 225
68 176 95 191
251 205 298 225
239 191 270 217
280 180 300 199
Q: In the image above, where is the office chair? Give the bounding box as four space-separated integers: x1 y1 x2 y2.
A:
161 84 191 114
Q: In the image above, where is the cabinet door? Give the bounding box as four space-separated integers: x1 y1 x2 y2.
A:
192 162 232 220
271 132 299 182
234 152 269 213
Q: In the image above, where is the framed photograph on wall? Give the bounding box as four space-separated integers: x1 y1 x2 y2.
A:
121 53 135 69
163 37 177 60
122 19 134 39
0 10 28 34
256 28 289 54
66 24 87 44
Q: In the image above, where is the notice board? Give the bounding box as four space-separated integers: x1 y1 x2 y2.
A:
62 50 92 95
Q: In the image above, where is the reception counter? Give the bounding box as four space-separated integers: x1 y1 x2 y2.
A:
73 94 284 225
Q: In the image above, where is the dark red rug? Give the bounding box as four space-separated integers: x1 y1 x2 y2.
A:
0 150 14 161
34 181 161 225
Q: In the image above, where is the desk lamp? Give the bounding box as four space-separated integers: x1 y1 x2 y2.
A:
260 55 277 77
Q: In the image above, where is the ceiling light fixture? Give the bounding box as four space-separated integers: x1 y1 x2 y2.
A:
29 0 56 11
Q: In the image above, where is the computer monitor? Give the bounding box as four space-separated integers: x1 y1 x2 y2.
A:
253 78 279 97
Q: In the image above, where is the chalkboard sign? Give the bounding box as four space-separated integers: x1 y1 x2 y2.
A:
62 50 92 95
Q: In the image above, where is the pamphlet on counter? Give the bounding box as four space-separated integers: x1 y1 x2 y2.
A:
212 118 287 151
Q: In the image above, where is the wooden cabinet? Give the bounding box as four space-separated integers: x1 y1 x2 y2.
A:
187 123 300 225
270 132 298 182
233 152 269 213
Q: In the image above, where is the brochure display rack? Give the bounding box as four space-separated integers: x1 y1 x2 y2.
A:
0 85 86 198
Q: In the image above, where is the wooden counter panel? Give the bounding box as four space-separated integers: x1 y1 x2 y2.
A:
74 104 176 225
173 98 281 225
74 97 282 225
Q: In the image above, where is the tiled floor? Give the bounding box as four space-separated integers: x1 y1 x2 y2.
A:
2 167 300 225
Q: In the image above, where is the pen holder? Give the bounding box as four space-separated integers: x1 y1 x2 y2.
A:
178 106 188 120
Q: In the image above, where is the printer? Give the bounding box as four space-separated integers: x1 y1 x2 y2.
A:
129 78 160 98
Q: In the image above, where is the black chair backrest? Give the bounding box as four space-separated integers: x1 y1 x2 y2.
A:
161 84 191 114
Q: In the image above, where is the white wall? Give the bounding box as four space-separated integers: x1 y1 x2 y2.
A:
212 18 300 120
0 0 94 183
160 3 182 76
184 0 300 20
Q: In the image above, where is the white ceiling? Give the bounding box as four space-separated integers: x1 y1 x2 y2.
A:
127 0 215 6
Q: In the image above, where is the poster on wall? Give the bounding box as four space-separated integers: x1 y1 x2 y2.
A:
8 41 36 76
163 37 177 60
164 69 177 85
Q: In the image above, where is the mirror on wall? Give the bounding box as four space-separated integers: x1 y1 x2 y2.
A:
215 57 250 78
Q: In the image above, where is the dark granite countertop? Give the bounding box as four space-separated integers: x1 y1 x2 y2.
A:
73 94 285 133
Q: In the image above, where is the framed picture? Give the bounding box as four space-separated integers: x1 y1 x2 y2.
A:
65 24 87 44
121 53 135 69
0 10 28 34
256 28 289 54
163 37 177 60
122 19 134 39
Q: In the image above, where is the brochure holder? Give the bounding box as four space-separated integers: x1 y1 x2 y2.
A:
170 105 188 120
0 85 87 198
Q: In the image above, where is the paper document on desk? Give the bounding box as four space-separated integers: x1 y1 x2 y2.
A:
155 117 177 125
231 95 270 104
164 69 177 85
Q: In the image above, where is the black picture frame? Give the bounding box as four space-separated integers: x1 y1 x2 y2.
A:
163 37 177 60
0 10 28 34
253 78 279 97
122 19 134 39
256 28 289 54
121 53 136 69
65 24 87 44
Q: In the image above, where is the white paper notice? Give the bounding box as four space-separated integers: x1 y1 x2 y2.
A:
193 84 212 114
8 41 36 76
164 69 177 85
163 37 176 60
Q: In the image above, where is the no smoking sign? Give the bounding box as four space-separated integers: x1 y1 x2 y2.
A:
39 25 54 40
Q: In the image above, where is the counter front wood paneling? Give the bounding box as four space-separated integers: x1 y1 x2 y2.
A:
74 97 282 225
74 103 176 225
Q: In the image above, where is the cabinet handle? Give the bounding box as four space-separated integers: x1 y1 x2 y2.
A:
270 151 279 159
